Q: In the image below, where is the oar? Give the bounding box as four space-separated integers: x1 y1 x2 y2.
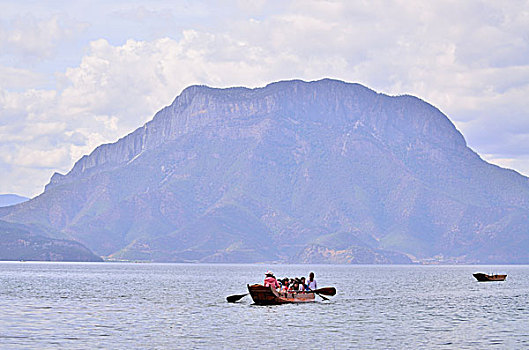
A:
307 286 336 301
311 287 336 296
226 293 248 303
314 290 329 301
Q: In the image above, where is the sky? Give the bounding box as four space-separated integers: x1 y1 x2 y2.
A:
1 0 528 197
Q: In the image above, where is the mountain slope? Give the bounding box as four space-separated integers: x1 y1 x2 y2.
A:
0 220 102 262
0 194 29 207
1 79 529 263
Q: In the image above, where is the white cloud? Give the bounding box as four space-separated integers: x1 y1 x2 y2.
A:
0 65 48 89
8 147 69 169
0 13 88 59
112 5 175 22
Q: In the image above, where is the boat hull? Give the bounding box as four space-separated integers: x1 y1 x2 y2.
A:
473 273 507 282
247 284 316 305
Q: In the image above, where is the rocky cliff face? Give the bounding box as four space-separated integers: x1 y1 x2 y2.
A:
2 79 529 263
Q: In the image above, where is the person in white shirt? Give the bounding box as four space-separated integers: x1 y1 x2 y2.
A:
308 272 317 290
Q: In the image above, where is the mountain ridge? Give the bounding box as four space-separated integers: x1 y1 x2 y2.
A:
2 78 529 263
46 79 468 190
0 194 29 207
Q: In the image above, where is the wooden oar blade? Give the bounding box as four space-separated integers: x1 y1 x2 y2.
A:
313 287 336 296
315 292 329 301
226 293 248 303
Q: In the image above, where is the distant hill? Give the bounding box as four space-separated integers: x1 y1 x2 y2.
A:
0 220 102 262
1 79 529 263
0 194 29 207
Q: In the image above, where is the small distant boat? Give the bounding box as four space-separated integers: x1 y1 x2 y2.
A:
473 273 507 282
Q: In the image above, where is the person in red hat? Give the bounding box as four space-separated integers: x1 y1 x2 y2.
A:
264 271 280 289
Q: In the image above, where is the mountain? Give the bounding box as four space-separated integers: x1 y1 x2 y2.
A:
1 79 529 264
0 194 29 207
0 220 102 262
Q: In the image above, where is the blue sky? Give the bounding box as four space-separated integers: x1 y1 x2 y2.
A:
1 0 529 197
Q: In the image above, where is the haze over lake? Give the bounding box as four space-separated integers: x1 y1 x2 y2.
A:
1 262 528 349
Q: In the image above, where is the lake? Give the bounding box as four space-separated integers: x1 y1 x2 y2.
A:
1 262 528 349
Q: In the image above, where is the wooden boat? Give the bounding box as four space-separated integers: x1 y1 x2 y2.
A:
247 284 316 305
473 273 507 282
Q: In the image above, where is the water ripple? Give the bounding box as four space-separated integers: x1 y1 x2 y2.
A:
1 263 528 348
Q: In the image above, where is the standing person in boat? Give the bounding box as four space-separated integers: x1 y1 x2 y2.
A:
264 271 280 290
307 272 317 290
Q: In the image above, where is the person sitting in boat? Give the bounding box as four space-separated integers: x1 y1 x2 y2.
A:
307 272 317 290
264 271 280 289
289 278 299 292
279 278 291 296
298 277 308 292
280 278 289 291
286 278 296 291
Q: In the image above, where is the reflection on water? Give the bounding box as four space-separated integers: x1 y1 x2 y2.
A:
1 262 528 348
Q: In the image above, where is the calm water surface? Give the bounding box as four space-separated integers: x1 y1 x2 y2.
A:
1 262 528 349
